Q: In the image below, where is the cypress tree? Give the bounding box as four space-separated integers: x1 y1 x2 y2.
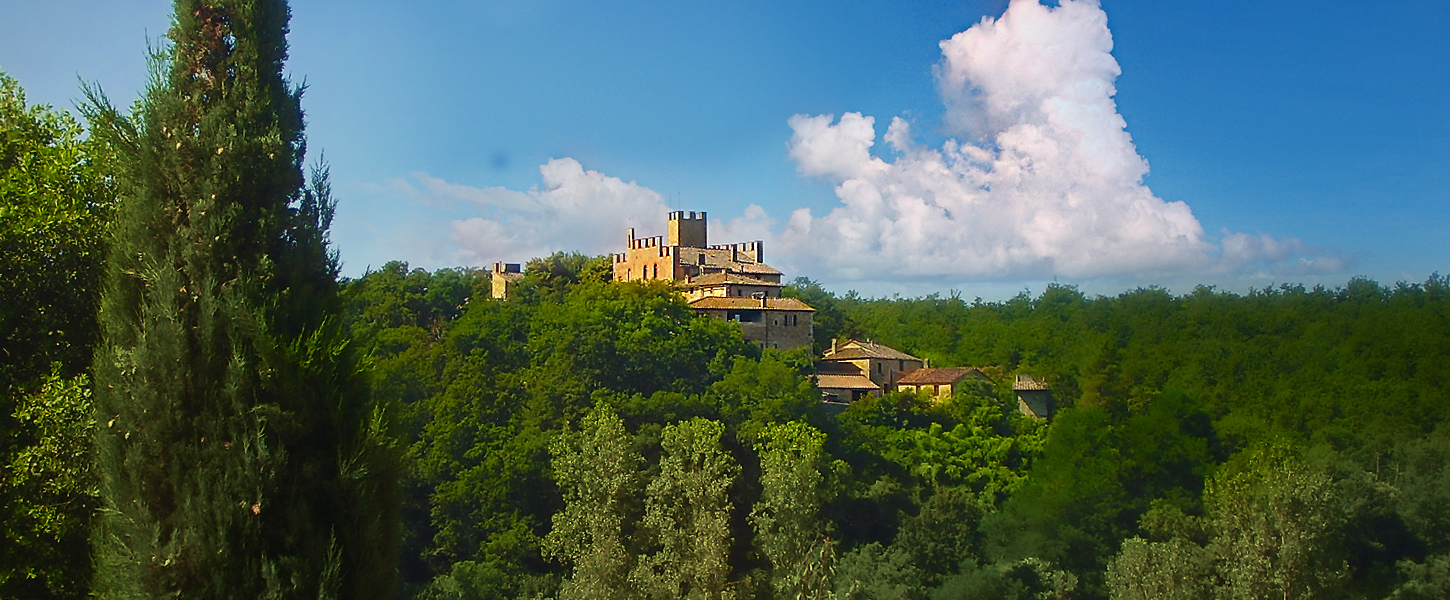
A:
90 1 399 598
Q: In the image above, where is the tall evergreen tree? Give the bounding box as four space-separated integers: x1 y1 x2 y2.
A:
89 1 399 598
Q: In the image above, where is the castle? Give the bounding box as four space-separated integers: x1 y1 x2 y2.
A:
613 211 815 351
490 210 1051 414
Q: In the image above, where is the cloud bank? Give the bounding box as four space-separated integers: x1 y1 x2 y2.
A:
385 157 668 265
775 0 1341 282
392 0 1341 286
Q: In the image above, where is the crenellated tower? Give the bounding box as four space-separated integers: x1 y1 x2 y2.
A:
667 211 708 248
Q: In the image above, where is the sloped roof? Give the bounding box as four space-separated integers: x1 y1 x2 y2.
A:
688 297 815 311
896 367 985 386
815 361 865 376
824 340 920 362
816 374 881 390
1013 376 1051 391
732 262 783 275
681 272 782 287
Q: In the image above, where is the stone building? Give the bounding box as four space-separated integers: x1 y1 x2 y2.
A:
1014 374 1054 419
613 211 813 351
490 262 524 300
895 367 991 399
819 338 925 389
816 360 882 404
613 211 776 284
688 296 815 351
812 338 1055 418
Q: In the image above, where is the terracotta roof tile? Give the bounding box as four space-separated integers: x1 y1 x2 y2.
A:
688 297 815 311
815 361 865 376
1013 379 1050 391
815 374 881 390
824 340 920 361
681 273 782 287
896 367 985 386
734 262 783 275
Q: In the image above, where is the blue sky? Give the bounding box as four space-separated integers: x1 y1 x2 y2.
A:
3 0 1447 299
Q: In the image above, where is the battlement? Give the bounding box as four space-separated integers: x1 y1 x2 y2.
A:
668 210 707 221
668 211 708 248
626 234 667 250
710 240 764 264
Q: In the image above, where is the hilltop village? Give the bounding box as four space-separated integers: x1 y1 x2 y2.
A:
491 211 1053 417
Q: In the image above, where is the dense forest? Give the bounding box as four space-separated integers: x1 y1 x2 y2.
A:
3 0 1450 598
328 260 1450 600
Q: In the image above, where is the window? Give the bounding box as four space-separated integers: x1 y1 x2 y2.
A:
728 310 762 323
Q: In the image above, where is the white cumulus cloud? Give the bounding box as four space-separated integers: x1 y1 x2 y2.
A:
385 157 669 265
374 0 1341 288
773 0 1341 282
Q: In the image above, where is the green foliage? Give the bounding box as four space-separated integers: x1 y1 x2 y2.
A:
832 543 923 600
707 351 819 428
984 391 1216 597
337 268 1450 599
2 369 99 599
0 70 116 600
928 557 1077 600
1390 554 1450 600
0 71 117 395
529 279 750 399
890 488 987 588
88 1 398 598
752 421 831 599
516 252 613 303
1106 444 1353 600
632 418 740 600
1207 443 1348 600
1105 537 1213 600
875 397 1024 499
545 403 642 600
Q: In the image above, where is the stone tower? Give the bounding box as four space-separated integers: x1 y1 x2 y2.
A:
667 211 708 248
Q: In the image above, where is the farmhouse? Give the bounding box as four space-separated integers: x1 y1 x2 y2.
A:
816 338 1053 418
819 338 925 388
895 367 991 399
